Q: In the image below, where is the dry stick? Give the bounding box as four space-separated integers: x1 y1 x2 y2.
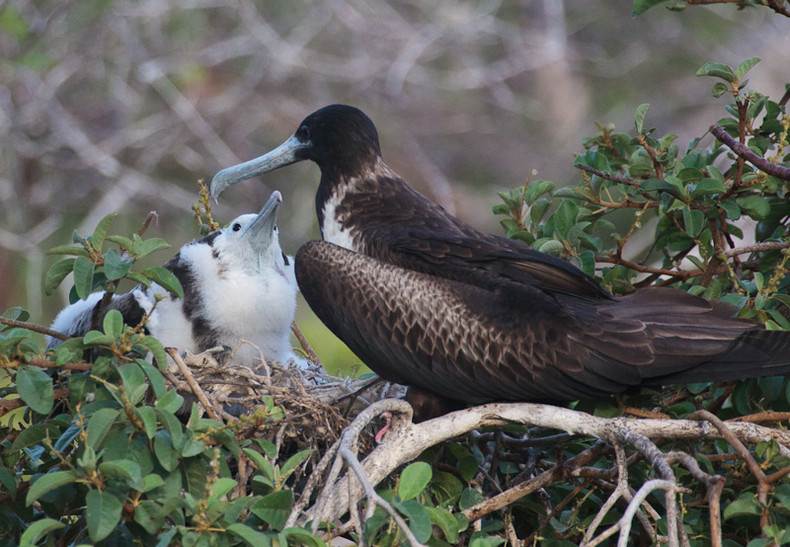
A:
0 317 69 341
710 124 790 181
291 321 320 364
728 410 790 424
691 409 769 530
166 347 220 421
724 241 790 257
619 480 684 547
665 451 725 547
463 441 610 522
340 446 427 547
21 358 92 372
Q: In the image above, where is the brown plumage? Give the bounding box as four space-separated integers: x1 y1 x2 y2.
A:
211 104 790 419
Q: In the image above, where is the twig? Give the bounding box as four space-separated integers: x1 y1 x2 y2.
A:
710 124 790 181
724 241 790 258
691 409 769 529
166 347 221 421
340 446 427 547
0 317 69 341
291 321 320 365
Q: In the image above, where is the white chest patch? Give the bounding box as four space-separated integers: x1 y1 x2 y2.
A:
321 193 356 251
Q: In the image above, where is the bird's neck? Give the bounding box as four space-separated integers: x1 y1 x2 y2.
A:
316 156 396 252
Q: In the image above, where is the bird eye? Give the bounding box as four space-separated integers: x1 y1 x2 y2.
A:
296 125 310 142
232 223 241 232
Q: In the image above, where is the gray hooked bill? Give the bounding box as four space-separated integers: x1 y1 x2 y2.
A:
243 190 282 253
211 134 308 201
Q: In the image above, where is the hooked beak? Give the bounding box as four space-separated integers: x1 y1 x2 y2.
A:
242 191 282 253
210 134 309 200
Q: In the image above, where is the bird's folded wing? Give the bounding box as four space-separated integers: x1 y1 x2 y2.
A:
386 227 610 299
295 240 647 404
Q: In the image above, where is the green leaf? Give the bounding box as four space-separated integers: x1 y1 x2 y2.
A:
73 256 96 300
696 62 736 83
553 200 579 238
134 500 165 535
18 518 66 547
87 408 120 449
394 499 432 543
632 0 668 16
46 244 90 257
135 406 158 439
459 487 484 510
243 448 275 481
156 389 184 414
397 461 432 501
634 103 649 134
691 178 726 198
137 238 171 257
208 477 238 501
102 309 123 338
99 460 142 488
11 423 60 451
153 430 180 471
17 364 54 414
103 248 133 280
83 330 116 346
719 199 740 220
735 57 761 80
44 258 76 295
119 363 148 405
711 82 729 98
26 471 79 506
85 489 123 542
105 235 134 249
280 449 314 480
142 267 183 299
227 523 273 546
136 336 169 369
723 493 763 520
250 489 293 531
682 208 705 238
737 195 770 220
92 214 117 252
427 506 461 543
280 529 325 547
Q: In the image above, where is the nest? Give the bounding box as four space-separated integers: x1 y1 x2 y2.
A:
161 342 406 453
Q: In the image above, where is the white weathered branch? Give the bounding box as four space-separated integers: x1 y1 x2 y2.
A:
295 399 790 533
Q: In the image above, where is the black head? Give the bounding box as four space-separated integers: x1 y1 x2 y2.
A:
294 105 381 173
210 104 382 199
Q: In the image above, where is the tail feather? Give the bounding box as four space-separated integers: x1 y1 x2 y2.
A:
646 329 790 385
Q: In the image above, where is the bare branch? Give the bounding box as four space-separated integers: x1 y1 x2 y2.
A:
710 124 790 181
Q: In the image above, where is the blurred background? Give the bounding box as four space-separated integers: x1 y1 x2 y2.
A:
1 0 788 372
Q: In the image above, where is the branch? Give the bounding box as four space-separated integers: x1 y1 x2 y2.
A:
299 400 790 526
710 124 790 181
166 347 221 421
0 317 69 341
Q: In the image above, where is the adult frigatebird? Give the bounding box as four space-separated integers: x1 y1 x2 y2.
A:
50 192 299 368
211 104 790 419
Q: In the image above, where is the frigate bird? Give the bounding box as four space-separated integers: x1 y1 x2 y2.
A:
49 191 299 368
210 104 790 419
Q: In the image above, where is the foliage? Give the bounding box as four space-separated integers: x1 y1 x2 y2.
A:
1 16 789 547
0 219 324 546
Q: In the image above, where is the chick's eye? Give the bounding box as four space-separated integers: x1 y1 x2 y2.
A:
232 223 241 232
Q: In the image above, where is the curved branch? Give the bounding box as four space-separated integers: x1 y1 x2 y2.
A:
301 400 790 526
710 124 790 181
